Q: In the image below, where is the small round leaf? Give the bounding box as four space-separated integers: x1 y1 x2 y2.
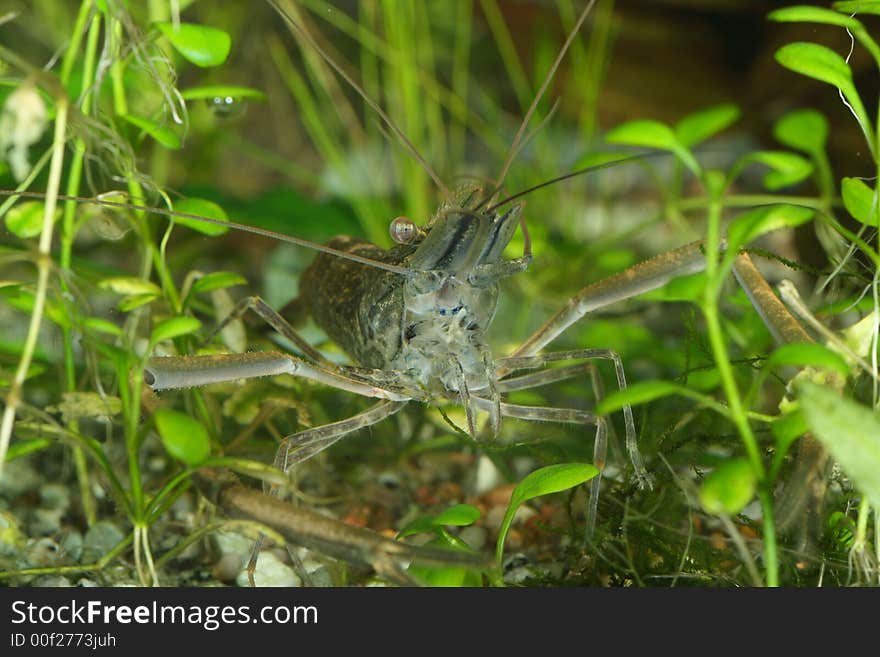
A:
773 109 829 154
155 22 231 68
495 463 598 564
769 6 863 30
98 277 162 296
699 459 757 515
4 201 55 238
763 343 850 379
190 271 247 295
432 504 481 527
841 177 877 226
171 198 229 236
154 408 211 467
120 113 182 149
675 104 741 147
150 316 202 346
775 42 853 91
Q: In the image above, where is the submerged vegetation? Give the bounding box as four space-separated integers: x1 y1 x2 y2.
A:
0 0 878 587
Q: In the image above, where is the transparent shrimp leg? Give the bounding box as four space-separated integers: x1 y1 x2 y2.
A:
246 399 408 586
143 353 413 584
510 241 709 360
211 295 332 367
499 360 613 537
732 253 831 554
469 392 607 539
144 351 410 401
498 349 651 490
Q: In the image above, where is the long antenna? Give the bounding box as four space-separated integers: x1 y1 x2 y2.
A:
490 0 598 201
487 151 665 212
0 190 413 276
266 0 450 198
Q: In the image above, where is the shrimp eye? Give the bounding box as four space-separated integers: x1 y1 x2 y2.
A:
389 216 418 244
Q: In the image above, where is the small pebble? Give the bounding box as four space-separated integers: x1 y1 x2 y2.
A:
214 530 253 557
213 554 246 583
473 455 503 495
459 525 488 551
33 575 72 587
502 553 537 585
60 531 83 562
29 508 65 536
236 550 301 587
82 521 125 563
0 457 41 496
39 483 70 511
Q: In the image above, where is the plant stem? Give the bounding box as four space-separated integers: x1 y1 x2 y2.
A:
0 99 69 477
701 178 778 586
60 5 103 528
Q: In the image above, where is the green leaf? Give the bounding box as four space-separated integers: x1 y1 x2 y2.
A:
763 343 850 379
841 177 877 226
117 293 158 312
432 504 480 527
699 458 757 515
833 1 880 16
154 408 211 467
180 85 266 102
775 42 853 90
120 113 181 149
797 382 880 510
725 204 814 256
150 316 201 346
770 408 810 475
773 109 829 154
674 104 741 147
685 368 721 392
155 22 231 68
776 43 874 153
774 42 875 151
495 463 599 564
769 6 863 30
98 276 162 296
596 380 723 416
771 408 810 447
597 380 682 413
83 317 123 337
398 504 481 538
605 119 700 174
397 517 439 538
407 533 482 587
409 563 479 587
606 119 678 150
641 271 708 304
4 201 56 238
171 197 229 236
750 151 814 190
5 438 53 461
190 271 247 295
826 511 856 550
